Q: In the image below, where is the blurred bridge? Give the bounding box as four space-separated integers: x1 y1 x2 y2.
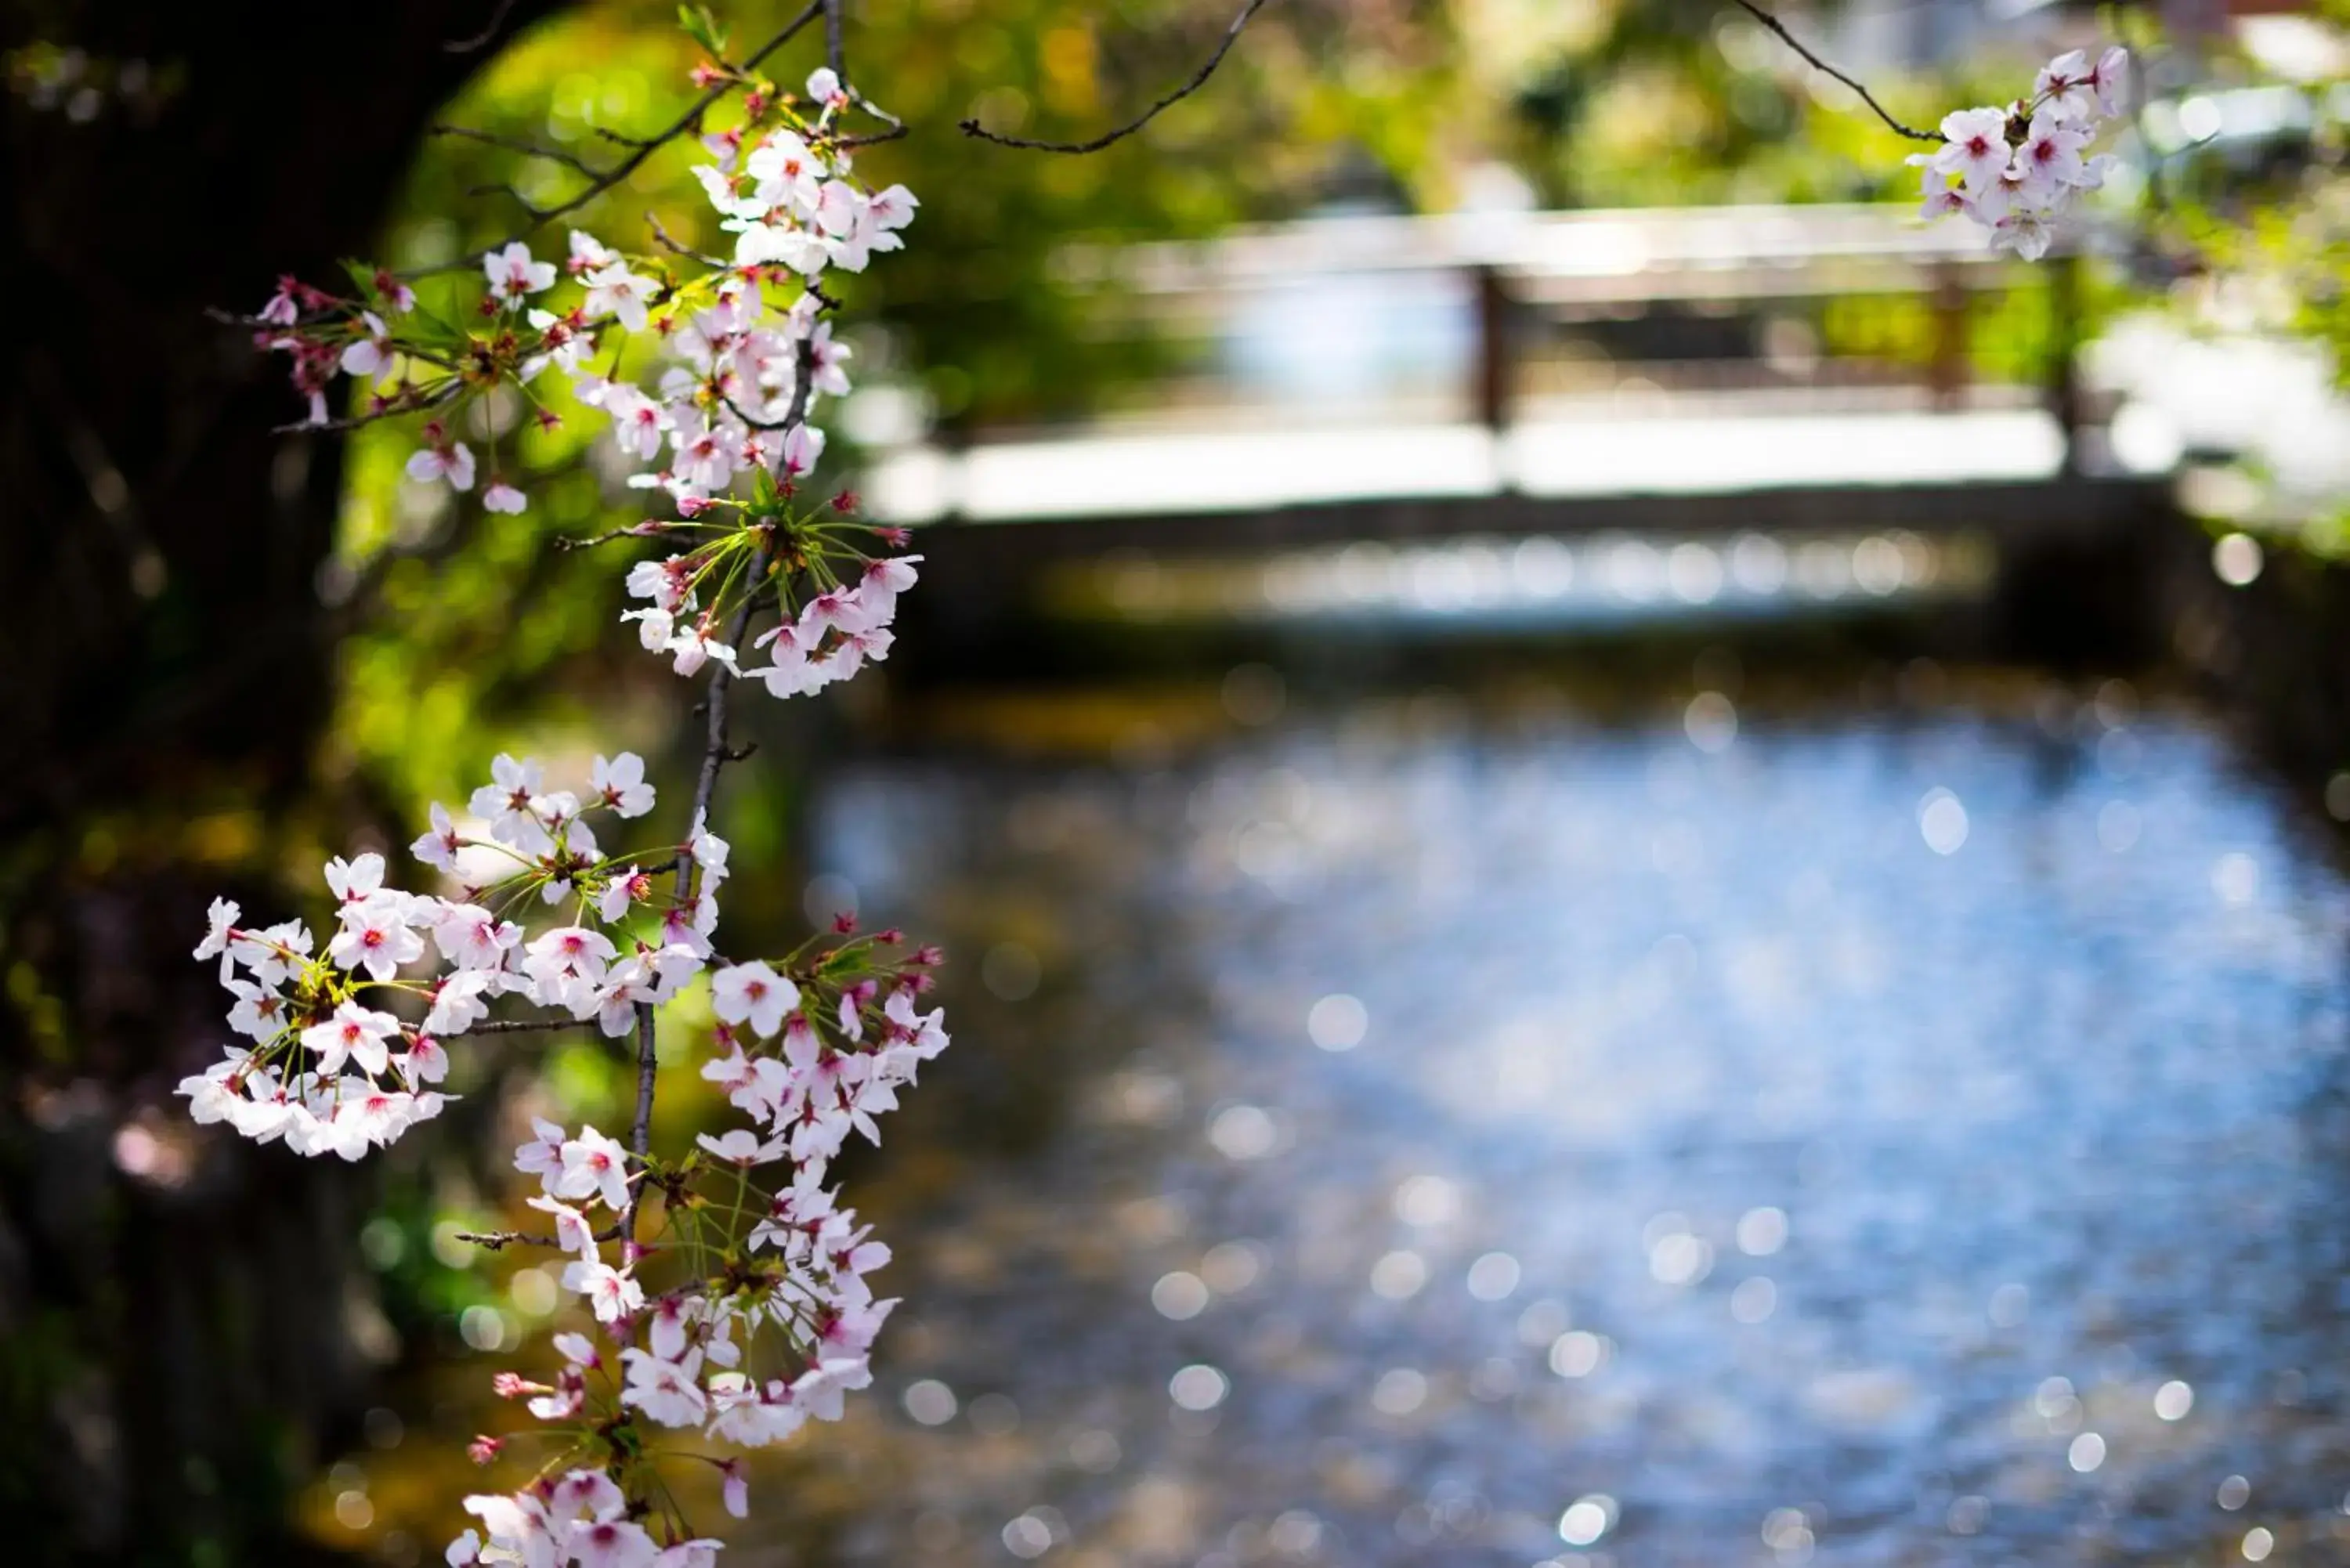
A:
866 203 2176 638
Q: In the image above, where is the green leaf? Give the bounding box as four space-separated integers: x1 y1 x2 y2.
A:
400 305 475 354
676 4 728 56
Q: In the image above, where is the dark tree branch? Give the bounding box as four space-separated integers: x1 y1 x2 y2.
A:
443 1017 578 1035
455 1228 555 1251
1728 0 1939 143
838 90 907 149
457 1217 626 1251
268 402 442 436
960 0 1271 154
718 387 800 432
619 336 819 1247
623 1000 661 1247
432 122 608 179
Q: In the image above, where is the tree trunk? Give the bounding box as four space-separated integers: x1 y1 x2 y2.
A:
0 4 557 1560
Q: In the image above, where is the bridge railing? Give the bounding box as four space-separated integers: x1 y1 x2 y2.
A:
1054 202 2084 445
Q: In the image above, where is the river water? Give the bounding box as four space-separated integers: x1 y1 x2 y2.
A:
734 664 2350 1566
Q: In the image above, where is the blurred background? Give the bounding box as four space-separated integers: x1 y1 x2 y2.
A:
13 0 2350 1563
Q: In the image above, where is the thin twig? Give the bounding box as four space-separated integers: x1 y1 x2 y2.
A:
1728 0 1939 143
444 1017 580 1035
457 1218 627 1252
558 521 674 550
647 212 732 269
850 89 901 135
444 0 520 53
824 0 845 78
432 122 609 179
268 391 456 436
960 0 1271 154
407 0 827 277
717 387 799 432
837 92 909 150
455 1229 555 1252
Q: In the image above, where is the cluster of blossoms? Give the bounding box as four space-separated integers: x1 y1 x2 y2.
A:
1915 46 2129 260
452 931 945 1567
199 33 956 1566
248 58 919 692
624 529 918 698
188 741 949 1566
180 751 724 1158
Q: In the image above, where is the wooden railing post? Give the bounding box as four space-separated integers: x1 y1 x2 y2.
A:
1472 264 1516 434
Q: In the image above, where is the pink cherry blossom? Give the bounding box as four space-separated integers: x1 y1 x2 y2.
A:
340 311 393 379
711 959 797 1036
483 241 556 302
407 438 477 493
562 1258 645 1323
555 1125 633 1212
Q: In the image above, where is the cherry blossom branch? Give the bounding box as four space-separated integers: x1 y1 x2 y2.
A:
457 1217 626 1251
558 522 676 551
959 0 1271 153
616 334 819 1245
410 0 827 276
454 1229 556 1251
1729 0 1938 143
199 14 952 1559
624 1003 661 1243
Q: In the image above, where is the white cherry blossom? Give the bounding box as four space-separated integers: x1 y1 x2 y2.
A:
484 241 557 302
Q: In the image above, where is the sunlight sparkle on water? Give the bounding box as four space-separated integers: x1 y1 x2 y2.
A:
1737 1206 1788 1255
1307 992 1368 1050
1466 1251 1521 1301
1152 1271 1209 1320
1370 1250 1430 1300
902 1379 957 1426
1559 1496 1616 1546
1372 1367 1428 1416
1170 1364 1231 1411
